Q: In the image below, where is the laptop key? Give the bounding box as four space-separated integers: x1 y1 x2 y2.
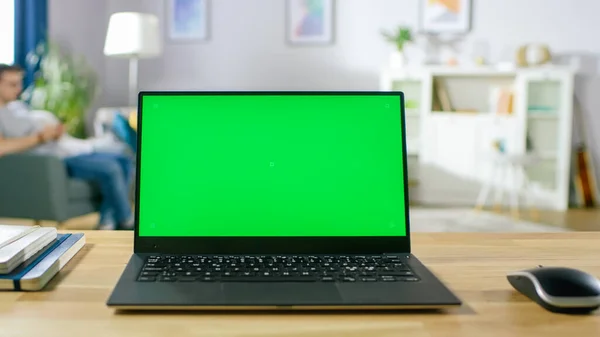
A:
384 271 414 276
140 271 159 277
221 277 317 282
137 276 156 282
141 255 419 284
143 267 163 272
358 272 377 277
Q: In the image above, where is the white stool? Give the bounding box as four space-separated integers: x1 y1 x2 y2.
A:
475 153 540 219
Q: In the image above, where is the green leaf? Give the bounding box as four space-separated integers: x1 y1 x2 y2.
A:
24 39 98 138
381 25 413 51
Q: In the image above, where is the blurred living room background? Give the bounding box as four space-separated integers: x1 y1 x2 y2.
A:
1 0 600 232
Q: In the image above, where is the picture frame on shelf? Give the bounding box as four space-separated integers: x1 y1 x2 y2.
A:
166 0 209 42
419 0 472 34
286 0 335 45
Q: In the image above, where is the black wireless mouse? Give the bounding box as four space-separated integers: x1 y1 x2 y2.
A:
507 266 600 314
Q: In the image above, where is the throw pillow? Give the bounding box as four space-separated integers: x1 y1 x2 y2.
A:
112 112 137 153
128 110 138 130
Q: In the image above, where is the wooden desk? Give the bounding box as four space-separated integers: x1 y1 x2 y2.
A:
1 232 599 337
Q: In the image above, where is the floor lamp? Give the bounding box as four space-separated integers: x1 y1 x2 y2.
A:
104 12 162 106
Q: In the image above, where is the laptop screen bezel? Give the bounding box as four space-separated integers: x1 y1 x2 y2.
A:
133 91 412 254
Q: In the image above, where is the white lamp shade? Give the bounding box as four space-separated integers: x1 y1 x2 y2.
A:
104 12 162 58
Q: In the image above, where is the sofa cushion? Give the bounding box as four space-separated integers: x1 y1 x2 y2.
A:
67 179 100 200
112 113 137 153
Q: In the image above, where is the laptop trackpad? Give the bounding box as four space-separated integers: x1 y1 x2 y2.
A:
223 283 342 306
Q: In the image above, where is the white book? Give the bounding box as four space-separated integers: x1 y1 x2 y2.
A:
0 225 39 250
0 225 57 274
0 233 85 291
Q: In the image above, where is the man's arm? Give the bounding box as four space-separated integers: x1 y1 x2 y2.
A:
0 132 43 157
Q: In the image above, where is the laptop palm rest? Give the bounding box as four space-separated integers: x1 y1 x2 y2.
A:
223 283 342 306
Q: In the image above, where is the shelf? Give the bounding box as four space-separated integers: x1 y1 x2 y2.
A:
527 114 559 120
432 75 516 113
381 65 574 210
527 81 562 113
428 66 517 77
383 65 575 78
431 111 515 117
431 111 482 114
537 152 557 160
406 155 419 183
406 141 419 155
391 79 422 112
406 109 419 117
527 116 560 156
526 158 558 190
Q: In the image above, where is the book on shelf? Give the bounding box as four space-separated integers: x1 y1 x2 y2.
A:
433 78 453 112
490 87 514 115
0 233 85 291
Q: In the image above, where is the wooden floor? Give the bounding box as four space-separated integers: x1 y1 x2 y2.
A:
529 208 600 231
1 207 599 231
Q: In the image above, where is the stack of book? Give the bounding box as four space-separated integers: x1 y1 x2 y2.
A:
0 224 85 291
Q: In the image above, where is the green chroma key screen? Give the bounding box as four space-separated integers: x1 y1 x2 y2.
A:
138 93 407 237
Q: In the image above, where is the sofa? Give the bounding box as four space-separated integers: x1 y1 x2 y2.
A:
0 153 102 227
93 106 137 137
0 107 138 227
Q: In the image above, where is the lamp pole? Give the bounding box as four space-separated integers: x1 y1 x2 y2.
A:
128 56 139 107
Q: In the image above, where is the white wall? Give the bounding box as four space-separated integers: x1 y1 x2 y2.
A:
48 0 109 131
49 0 600 202
100 0 600 99
103 0 422 106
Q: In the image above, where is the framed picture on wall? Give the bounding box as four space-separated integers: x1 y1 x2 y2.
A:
286 0 335 45
419 0 472 34
166 0 209 42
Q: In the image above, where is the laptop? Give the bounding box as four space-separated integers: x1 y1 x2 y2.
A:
106 91 462 310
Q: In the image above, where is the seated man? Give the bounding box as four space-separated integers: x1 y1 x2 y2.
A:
0 64 133 230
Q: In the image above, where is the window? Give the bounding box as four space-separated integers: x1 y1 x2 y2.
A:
0 0 15 65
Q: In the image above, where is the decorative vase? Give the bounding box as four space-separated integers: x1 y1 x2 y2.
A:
516 44 551 67
389 51 406 69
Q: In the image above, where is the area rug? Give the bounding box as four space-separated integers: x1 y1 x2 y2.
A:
409 208 569 232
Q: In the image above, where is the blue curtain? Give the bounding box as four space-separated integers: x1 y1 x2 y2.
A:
14 0 48 89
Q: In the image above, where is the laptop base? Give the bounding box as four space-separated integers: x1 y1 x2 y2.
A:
107 254 462 310
112 305 457 311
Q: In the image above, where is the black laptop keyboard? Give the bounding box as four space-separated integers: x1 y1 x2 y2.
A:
137 255 419 283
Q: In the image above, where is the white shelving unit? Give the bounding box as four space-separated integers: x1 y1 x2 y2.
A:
379 69 427 186
380 65 575 210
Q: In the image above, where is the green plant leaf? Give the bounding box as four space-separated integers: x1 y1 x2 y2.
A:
25 40 98 138
381 25 413 52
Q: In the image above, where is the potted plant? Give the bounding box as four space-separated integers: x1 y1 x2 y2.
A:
381 26 413 68
21 41 99 138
